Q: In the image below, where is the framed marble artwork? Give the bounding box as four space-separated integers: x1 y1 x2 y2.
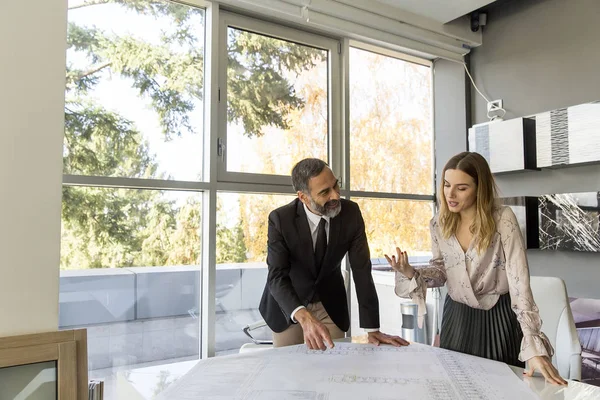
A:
468 117 537 173
501 192 600 252
538 191 600 252
536 101 600 168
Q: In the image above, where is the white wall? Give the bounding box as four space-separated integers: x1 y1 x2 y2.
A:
0 0 67 335
470 0 600 299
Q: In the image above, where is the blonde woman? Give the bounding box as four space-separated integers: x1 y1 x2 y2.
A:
386 152 567 385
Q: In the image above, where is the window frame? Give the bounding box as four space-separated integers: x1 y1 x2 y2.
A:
217 11 342 187
344 40 436 200
341 40 436 334
60 0 211 364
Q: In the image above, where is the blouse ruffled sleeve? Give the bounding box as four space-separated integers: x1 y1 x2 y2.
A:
498 207 554 361
395 218 446 328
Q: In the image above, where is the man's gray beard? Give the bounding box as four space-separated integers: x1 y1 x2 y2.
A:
309 197 341 218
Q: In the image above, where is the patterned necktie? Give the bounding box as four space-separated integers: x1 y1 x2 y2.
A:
314 218 327 273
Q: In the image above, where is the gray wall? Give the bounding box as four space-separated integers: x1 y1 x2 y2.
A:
470 0 600 299
433 58 468 185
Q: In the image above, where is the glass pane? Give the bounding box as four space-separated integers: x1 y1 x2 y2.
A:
0 362 57 400
226 27 328 175
353 198 434 260
349 48 433 194
64 0 205 181
59 188 202 396
215 192 296 355
350 198 433 338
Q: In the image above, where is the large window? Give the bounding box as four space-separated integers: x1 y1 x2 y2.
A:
61 0 206 387
224 27 329 176
212 14 341 353
349 46 433 195
218 13 340 185
60 3 435 397
64 0 206 181
348 45 434 256
347 45 434 335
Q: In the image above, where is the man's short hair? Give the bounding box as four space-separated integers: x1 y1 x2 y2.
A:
291 158 328 193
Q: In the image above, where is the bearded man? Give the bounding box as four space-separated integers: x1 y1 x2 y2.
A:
258 158 408 349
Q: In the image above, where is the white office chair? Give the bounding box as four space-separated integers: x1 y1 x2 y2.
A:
529 276 582 380
240 269 350 353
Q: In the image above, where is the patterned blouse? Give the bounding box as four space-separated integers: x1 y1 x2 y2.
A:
395 205 554 362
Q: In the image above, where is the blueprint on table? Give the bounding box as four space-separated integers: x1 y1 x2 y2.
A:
156 342 538 400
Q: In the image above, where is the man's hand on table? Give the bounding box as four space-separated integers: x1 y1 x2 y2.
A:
295 308 334 351
367 331 410 347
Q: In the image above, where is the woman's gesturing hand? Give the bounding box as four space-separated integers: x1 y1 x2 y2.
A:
384 247 415 279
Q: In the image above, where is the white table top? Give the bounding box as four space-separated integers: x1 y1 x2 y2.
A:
508 365 600 399
117 342 600 399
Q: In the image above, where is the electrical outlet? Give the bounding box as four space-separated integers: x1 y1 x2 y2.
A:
487 99 503 113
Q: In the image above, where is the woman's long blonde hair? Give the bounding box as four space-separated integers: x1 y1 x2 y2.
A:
438 152 499 254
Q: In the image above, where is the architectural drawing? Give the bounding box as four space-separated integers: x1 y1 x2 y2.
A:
156 342 538 400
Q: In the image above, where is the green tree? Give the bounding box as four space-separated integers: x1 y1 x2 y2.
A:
61 186 170 268
216 197 247 264
216 224 247 264
62 0 321 268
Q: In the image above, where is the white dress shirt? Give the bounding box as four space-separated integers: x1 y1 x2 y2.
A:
304 202 331 249
290 203 378 333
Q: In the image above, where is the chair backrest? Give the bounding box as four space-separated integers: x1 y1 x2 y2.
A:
529 276 582 380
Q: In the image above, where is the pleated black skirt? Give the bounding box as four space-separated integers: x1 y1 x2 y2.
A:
440 293 525 367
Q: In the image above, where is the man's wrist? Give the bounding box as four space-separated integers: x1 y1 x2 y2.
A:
365 328 380 333
290 305 306 323
294 308 311 325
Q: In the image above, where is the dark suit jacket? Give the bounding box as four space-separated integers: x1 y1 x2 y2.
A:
259 198 380 333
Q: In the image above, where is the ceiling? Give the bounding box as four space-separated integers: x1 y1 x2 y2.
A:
374 0 498 23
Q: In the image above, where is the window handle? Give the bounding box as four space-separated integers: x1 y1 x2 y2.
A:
217 138 226 163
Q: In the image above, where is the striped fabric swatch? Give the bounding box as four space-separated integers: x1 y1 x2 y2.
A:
468 118 529 173
536 102 600 167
